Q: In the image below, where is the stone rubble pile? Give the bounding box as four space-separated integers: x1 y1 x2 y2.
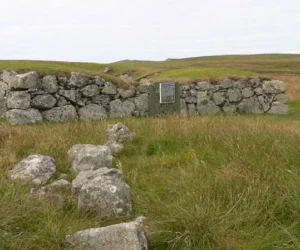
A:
7 123 147 249
0 70 289 124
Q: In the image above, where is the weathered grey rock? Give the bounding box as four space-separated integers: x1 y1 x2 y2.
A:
91 95 111 107
8 71 41 90
257 95 273 112
197 101 220 115
78 104 107 120
196 91 210 105
227 88 242 103
262 80 286 94
254 87 263 96
103 67 112 73
58 89 76 103
48 179 71 190
6 109 42 125
242 87 254 98
275 93 288 104
223 103 237 114
9 155 56 185
68 144 112 173
212 92 225 106
110 99 135 117
43 105 77 122
220 79 233 89
2 70 17 84
250 78 261 88
181 90 189 98
7 91 31 109
68 72 89 88
238 97 263 114
187 103 197 115
80 84 99 97
185 96 197 104
182 85 190 91
74 168 132 217
137 82 151 93
42 75 58 93
65 217 148 250
0 96 6 118
106 123 135 143
56 96 68 106
58 76 68 87
196 81 214 91
94 76 105 86
101 82 117 95
134 94 148 112
119 87 136 99
268 102 289 115
30 187 64 206
31 94 56 110
0 82 7 118
104 140 124 154
234 79 250 89
180 98 188 115
189 89 197 97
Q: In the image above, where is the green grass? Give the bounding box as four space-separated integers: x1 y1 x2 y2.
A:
1 54 300 84
151 68 259 81
1 114 300 249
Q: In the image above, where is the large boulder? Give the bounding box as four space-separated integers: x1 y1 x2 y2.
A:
101 82 117 95
43 105 77 122
212 92 225 106
58 90 76 103
196 91 210 105
110 99 135 117
65 217 148 250
42 75 58 93
106 123 135 143
227 88 242 103
197 101 220 115
220 79 233 89
262 80 286 94
237 97 264 114
73 168 132 217
31 94 57 109
134 93 148 113
196 81 214 91
67 72 89 88
268 102 289 115
78 104 107 120
80 84 100 97
119 87 136 99
9 155 56 185
242 87 254 98
0 82 7 118
2 70 17 84
7 91 31 109
68 144 112 173
6 109 43 125
8 71 41 90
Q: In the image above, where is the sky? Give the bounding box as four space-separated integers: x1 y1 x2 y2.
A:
1 0 300 63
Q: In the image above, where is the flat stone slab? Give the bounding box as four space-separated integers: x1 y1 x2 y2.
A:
65 217 148 250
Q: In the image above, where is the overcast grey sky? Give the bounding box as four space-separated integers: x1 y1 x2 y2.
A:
1 0 299 63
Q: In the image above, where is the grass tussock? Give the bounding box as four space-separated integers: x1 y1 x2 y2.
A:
1 114 300 249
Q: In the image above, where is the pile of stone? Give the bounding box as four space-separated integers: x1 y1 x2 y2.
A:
7 123 148 249
0 70 289 125
180 79 289 115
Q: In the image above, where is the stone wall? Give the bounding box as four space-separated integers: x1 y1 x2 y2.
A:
0 70 289 124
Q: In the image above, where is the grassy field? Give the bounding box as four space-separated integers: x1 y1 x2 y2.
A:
1 54 300 249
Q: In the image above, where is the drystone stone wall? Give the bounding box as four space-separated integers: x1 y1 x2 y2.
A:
0 70 288 124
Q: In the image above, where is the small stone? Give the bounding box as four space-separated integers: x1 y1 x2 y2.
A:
78 104 107 120
102 82 117 95
31 94 57 110
42 75 59 93
80 84 100 97
106 123 135 143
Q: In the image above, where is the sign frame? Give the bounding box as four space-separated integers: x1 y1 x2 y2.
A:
159 82 176 104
